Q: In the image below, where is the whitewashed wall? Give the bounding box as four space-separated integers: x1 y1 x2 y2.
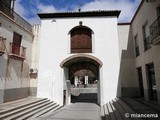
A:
37 16 120 105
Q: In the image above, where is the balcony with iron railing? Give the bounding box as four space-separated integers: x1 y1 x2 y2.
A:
0 36 6 56
0 0 32 32
149 16 160 45
9 43 26 61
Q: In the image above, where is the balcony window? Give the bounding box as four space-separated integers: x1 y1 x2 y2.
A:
9 32 26 60
142 24 151 50
12 32 21 55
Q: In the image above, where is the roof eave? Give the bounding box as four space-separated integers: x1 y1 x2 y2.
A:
38 10 121 19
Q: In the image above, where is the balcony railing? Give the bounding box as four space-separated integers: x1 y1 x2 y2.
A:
150 16 160 45
9 43 26 60
0 36 6 56
0 0 32 32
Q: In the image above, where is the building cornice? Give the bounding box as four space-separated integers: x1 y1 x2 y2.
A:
38 10 121 19
118 23 131 25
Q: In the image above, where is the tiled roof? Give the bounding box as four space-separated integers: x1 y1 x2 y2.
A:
38 10 121 19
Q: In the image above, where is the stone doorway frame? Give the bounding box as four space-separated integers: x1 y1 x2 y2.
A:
60 54 103 105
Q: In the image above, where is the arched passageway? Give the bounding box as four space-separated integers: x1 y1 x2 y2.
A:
60 54 102 105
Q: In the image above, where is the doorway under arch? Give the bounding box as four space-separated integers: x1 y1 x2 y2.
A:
60 54 102 105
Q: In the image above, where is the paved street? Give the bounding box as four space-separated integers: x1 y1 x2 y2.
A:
37 103 101 120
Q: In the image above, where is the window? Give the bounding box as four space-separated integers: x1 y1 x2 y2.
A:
134 35 140 57
156 6 160 17
146 63 157 101
9 32 26 60
70 27 92 53
142 23 151 50
137 67 144 97
12 32 22 55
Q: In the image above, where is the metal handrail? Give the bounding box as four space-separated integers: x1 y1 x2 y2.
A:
0 0 32 32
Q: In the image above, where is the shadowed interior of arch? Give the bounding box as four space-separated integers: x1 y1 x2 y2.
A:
61 54 102 104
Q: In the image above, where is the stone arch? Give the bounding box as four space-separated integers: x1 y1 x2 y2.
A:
60 54 103 68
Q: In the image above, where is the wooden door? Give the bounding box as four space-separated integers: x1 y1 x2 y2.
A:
12 32 21 55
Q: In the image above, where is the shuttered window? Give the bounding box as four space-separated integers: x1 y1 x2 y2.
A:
12 32 22 55
71 27 92 53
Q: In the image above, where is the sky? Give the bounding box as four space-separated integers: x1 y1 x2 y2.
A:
14 0 141 25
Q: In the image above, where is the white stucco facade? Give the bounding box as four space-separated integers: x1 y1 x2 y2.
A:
37 14 121 105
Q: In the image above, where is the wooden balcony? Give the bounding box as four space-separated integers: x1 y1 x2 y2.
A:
0 36 6 56
149 16 160 45
9 43 26 61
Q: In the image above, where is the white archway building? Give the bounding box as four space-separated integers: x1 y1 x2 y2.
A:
37 11 121 106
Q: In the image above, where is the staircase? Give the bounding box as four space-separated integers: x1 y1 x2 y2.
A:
0 98 62 120
101 98 160 120
101 98 139 120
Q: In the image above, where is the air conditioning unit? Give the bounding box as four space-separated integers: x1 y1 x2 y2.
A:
29 68 38 73
146 0 155 2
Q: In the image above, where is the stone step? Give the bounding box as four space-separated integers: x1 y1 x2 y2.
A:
103 103 110 120
3 100 52 120
107 102 117 120
37 105 63 119
112 99 129 120
0 98 62 120
27 103 61 119
0 98 48 119
115 98 135 115
101 98 143 120
110 100 123 120
16 102 57 120
0 98 47 114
